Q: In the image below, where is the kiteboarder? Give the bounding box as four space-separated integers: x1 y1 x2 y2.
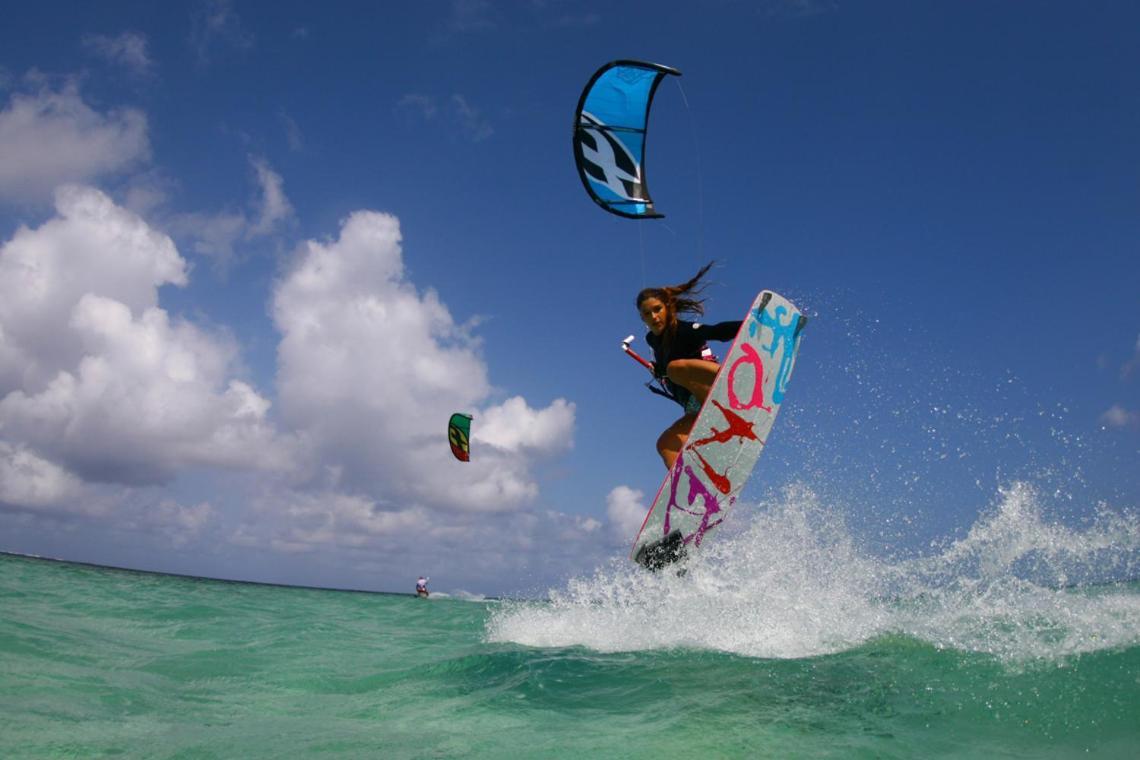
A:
415 576 429 598
637 262 741 470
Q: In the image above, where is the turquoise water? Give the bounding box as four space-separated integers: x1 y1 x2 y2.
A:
3 486 1139 758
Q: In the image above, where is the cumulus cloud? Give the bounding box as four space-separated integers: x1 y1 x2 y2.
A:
0 83 149 203
0 179 589 589
0 184 186 393
272 210 574 515
0 442 83 509
0 185 293 492
0 187 584 589
83 31 154 78
607 485 648 543
476 396 574 454
1 295 288 483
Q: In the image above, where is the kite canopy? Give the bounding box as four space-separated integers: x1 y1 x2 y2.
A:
572 60 681 219
448 413 473 462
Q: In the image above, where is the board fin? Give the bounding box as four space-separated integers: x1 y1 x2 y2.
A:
633 529 687 570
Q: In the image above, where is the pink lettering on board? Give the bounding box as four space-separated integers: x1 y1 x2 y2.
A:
660 451 726 547
726 343 771 413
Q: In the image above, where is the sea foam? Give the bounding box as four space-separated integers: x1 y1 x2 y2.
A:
486 482 1140 661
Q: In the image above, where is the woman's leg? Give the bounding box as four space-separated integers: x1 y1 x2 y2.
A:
656 413 698 470
666 359 721 405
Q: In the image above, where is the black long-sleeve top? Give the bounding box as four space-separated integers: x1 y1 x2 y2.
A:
646 319 742 409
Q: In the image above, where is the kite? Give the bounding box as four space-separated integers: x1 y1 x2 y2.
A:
572 59 681 219
448 413 473 462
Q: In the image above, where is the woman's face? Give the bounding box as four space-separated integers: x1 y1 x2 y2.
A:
639 297 668 336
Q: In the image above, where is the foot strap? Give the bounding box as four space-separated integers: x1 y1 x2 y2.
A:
634 530 687 570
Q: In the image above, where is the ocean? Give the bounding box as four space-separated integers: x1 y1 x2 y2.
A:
3 485 1138 759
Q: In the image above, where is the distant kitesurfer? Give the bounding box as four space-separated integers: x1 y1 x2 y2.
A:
637 262 741 471
416 576 429 597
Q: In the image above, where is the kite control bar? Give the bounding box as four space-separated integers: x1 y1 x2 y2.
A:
623 335 680 403
621 335 656 375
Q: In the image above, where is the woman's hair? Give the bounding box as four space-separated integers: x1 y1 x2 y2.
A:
636 261 715 342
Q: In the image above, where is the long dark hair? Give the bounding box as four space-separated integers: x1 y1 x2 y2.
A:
636 261 715 346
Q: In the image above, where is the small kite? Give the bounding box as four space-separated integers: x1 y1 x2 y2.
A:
572 59 681 219
448 413 473 462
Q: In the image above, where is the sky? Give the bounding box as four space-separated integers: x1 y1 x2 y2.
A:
0 0 1137 596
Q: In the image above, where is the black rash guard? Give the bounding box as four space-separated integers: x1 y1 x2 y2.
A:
646 319 742 410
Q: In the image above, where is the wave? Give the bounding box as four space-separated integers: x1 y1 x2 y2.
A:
486 482 1140 661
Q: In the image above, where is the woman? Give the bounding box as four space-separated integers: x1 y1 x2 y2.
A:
637 262 741 471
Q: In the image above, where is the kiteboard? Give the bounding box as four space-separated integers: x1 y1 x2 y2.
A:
631 291 807 570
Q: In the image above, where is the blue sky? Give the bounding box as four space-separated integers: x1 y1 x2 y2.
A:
0 1 1136 596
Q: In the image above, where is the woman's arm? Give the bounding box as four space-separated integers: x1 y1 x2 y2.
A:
695 320 742 342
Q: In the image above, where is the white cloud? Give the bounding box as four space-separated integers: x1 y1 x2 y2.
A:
235 489 434 554
0 442 83 509
121 168 175 216
166 155 293 271
230 485 615 593
1121 333 1140 381
123 498 215 548
396 94 438 121
449 94 494 142
396 93 493 143
476 396 574 454
606 485 648 543
0 181 591 590
0 83 149 203
1100 405 1139 431
279 111 303 152
168 208 246 264
449 0 498 33
272 210 575 515
0 185 293 487
2 295 288 483
0 185 186 393
248 157 293 235
191 0 254 65
83 32 154 77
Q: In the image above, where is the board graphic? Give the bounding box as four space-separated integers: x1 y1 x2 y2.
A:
631 291 807 569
